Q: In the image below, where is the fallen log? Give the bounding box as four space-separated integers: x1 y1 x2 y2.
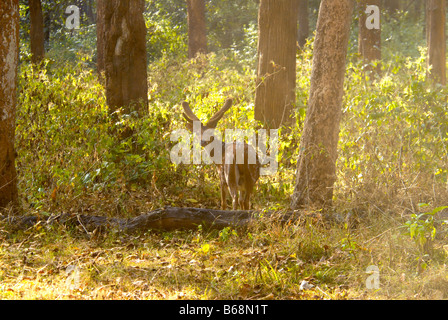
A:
1 207 298 234
119 207 255 232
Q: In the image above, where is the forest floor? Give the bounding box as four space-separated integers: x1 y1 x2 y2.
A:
1 206 448 300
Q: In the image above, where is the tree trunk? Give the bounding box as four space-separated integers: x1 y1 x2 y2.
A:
0 0 19 209
44 9 50 44
291 0 354 210
384 0 400 13
254 0 299 129
358 0 381 73
426 0 446 85
410 0 422 21
186 0 207 59
84 0 96 24
96 0 106 76
297 0 309 48
102 0 148 115
29 0 45 64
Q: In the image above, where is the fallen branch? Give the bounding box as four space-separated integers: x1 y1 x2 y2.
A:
1 207 297 234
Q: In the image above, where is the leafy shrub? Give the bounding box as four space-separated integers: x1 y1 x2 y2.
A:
336 47 448 210
16 61 176 216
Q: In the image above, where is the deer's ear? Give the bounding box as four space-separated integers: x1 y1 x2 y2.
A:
206 98 233 129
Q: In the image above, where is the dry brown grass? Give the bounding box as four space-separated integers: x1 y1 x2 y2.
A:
1 199 448 300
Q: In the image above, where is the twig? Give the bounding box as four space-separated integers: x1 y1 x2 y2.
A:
76 214 90 236
365 226 398 245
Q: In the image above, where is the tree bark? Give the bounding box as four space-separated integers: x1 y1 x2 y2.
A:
187 0 207 59
254 0 299 129
426 0 446 85
383 0 400 13
44 9 50 44
291 0 354 210
410 0 422 21
358 0 381 73
96 0 106 76
297 0 309 48
29 0 45 64
84 0 96 24
0 0 19 209
102 0 148 115
2 207 300 233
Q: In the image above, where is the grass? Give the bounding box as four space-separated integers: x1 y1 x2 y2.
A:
1 207 448 300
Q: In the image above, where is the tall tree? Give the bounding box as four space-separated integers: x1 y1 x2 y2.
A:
99 0 148 115
0 0 19 208
96 0 106 76
186 0 207 59
426 0 446 85
383 0 399 13
82 0 96 24
410 0 423 21
297 0 309 48
254 0 299 129
29 0 45 64
358 0 381 73
291 0 354 209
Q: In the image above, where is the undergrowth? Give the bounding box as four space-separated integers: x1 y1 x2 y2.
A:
1 208 448 299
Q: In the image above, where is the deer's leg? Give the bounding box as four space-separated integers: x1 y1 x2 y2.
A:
242 191 251 210
224 163 239 210
221 185 227 210
219 168 228 210
230 188 238 210
238 191 246 210
227 183 238 210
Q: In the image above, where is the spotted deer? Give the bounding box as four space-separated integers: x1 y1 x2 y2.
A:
181 98 260 210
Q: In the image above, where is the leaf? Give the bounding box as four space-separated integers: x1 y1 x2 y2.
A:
409 223 417 239
430 206 448 215
50 187 58 201
201 243 210 254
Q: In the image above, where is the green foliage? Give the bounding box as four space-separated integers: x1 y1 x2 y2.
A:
146 0 187 33
336 46 448 209
219 227 238 242
16 62 175 216
148 51 257 130
404 204 448 252
381 10 426 60
144 6 187 61
206 0 258 52
46 25 97 69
